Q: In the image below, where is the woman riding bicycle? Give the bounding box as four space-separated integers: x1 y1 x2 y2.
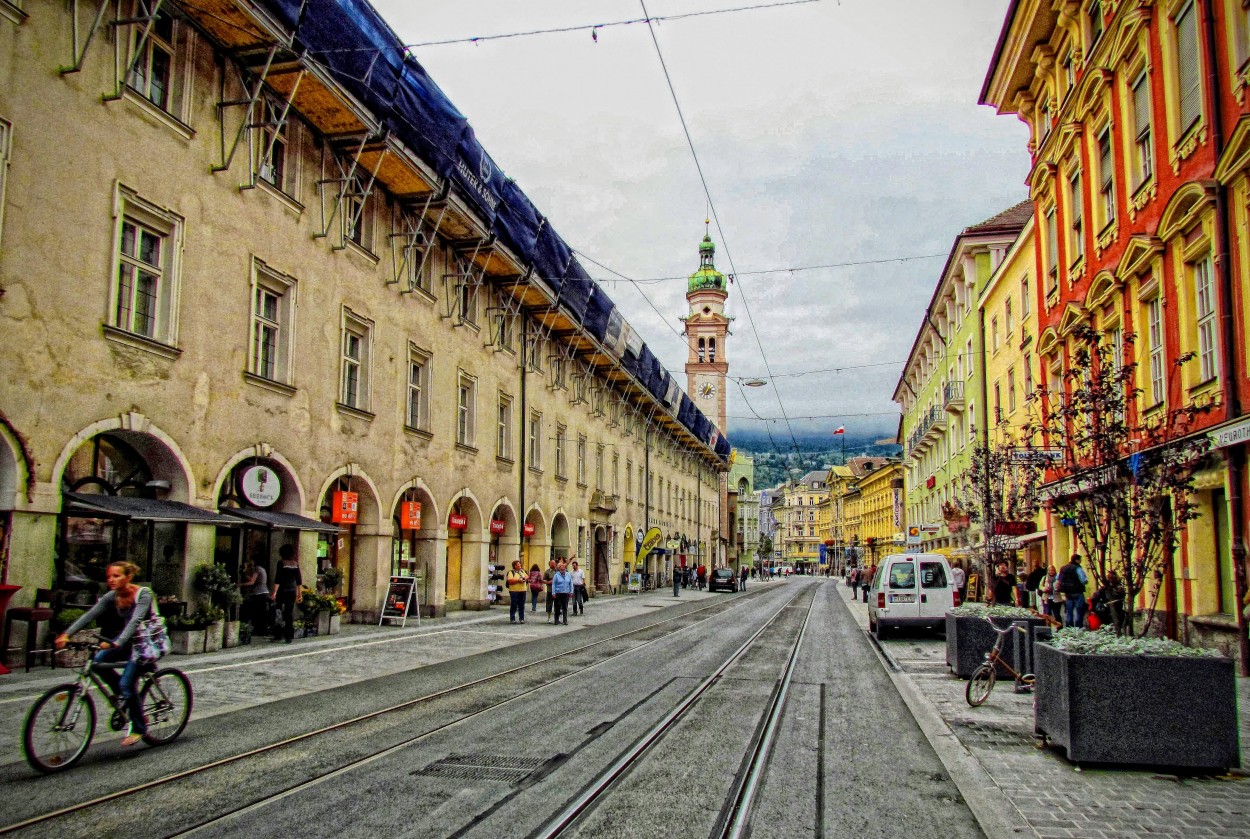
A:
54 561 154 747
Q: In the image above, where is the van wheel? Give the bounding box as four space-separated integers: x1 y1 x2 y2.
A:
874 621 889 640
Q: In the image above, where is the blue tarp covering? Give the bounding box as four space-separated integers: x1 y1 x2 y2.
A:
250 0 727 458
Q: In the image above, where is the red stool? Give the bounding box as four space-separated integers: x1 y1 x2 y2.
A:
2 588 56 672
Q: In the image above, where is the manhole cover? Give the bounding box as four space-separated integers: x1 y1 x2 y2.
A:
412 754 551 785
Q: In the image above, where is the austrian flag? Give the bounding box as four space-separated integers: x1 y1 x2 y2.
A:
833 426 845 435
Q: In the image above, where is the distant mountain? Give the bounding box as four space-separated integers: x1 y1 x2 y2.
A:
729 429 902 490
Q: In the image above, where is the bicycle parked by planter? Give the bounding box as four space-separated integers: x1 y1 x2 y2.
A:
965 615 1035 707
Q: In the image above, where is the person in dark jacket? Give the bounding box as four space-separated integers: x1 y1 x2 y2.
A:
270 543 303 643
992 562 1018 606
1057 554 1088 628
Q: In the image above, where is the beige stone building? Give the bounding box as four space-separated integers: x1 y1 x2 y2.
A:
0 1 727 643
776 471 828 570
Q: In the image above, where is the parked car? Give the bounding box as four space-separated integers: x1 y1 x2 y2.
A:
867 553 959 638
708 568 739 592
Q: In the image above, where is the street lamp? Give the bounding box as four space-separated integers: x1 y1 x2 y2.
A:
742 378 768 387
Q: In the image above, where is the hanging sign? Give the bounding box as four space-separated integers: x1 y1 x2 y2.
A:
638 527 663 559
378 576 420 628
993 521 1036 537
240 465 280 508
490 519 506 535
331 490 359 524
401 501 422 531
448 513 468 531
522 522 536 537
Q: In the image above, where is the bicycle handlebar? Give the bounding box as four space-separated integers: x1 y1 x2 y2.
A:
977 615 1031 635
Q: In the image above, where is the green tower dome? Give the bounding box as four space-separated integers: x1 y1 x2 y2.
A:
688 234 726 293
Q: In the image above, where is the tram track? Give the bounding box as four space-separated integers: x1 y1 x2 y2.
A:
0 591 760 837
533 585 817 839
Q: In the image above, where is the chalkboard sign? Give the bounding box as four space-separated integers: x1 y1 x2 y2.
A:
965 573 982 604
379 575 420 627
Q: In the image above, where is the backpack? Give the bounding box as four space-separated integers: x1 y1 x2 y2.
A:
1057 564 1085 596
528 571 543 592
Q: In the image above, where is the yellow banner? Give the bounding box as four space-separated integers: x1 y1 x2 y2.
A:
639 527 663 559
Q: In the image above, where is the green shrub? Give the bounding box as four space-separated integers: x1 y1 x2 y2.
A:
949 602 1037 619
52 608 95 632
193 563 243 610
1045 627 1221 657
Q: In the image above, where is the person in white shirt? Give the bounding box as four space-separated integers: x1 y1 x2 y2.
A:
951 563 966 603
569 560 587 616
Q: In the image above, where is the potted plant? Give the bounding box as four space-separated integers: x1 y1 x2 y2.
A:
320 566 344 596
1034 628 1239 769
166 611 213 655
193 563 243 649
316 592 345 636
946 602 1048 678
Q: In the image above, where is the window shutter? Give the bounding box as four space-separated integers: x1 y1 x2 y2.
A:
1099 133 1113 192
1176 3 1202 131
1133 72 1151 138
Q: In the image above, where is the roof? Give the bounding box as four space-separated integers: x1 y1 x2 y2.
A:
798 471 828 485
963 200 1034 236
979 0 1021 104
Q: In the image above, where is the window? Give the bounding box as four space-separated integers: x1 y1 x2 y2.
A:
528 412 542 468
1024 357 1034 402
991 316 1000 353
126 3 176 112
1088 0 1104 47
1005 299 1014 336
1038 99 1051 145
993 383 1002 423
0 119 9 249
1068 169 1084 263
111 188 182 345
1175 1 1203 133
1007 368 1017 413
249 262 296 385
965 339 974 380
456 372 476 446
456 256 477 326
626 459 633 500
1021 276 1030 317
256 96 291 192
344 174 371 250
340 312 372 411
612 454 619 496
576 434 587 485
1131 69 1153 187
1147 296 1166 405
595 444 604 490
1045 207 1059 293
407 346 430 431
1098 128 1115 227
496 393 513 460
556 425 568 478
1193 256 1219 382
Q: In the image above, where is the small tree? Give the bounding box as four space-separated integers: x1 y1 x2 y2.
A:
1024 324 1210 636
951 424 1047 596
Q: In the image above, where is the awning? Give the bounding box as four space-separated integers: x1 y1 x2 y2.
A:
1016 530 1048 545
219 507 342 534
63 493 242 525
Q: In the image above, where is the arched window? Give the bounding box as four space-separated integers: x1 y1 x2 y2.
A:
709 338 717 362
697 337 706 362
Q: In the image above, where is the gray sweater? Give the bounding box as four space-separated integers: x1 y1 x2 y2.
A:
63 588 154 647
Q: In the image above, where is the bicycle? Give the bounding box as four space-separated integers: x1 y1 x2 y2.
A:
21 637 193 773
964 617 1035 707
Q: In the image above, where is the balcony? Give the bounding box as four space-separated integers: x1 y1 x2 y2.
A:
907 406 947 458
943 381 965 413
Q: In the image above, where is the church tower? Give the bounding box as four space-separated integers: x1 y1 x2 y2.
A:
683 229 730 431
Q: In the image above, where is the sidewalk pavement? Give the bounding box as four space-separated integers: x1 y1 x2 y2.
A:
0 579 778 766
834 581 1250 839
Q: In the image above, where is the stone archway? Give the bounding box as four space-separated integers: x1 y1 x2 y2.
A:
445 492 484 610
622 525 636 593
593 524 610 591
550 511 571 564
315 470 382 616
389 481 441 617
488 500 519 608
523 506 548 573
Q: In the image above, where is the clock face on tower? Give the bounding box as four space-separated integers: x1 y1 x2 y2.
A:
698 381 717 399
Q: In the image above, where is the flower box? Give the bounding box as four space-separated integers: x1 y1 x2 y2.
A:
316 612 340 636
202 622 222 653
169 628 206 656
222 619 241 648
1034 642 1240 770
946 611 1047 678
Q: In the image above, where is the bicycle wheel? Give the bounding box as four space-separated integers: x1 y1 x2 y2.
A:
23 684 96 773
140 668 193 745
965 662 996 707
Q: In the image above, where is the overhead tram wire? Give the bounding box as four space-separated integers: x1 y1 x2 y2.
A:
606 252 947 284
639 0 803 458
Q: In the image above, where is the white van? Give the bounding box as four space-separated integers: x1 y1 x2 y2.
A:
867 553 960 637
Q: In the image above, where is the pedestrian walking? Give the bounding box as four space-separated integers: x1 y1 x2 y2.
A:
506 560 528 624
1024 561 1045 609
1057 554 1088 628
527 564 543 613
696 564 707 590
673 564 681 598
239 558 269 635
270 544 302 644
1040 565 1061 621
860 565 875 602
570 560 587 615
544 558 557 623
950 562 967 605
739 565 748 591
992 561 1017 606
551 559 572 626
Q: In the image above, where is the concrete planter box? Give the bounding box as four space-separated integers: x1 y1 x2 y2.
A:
169 629 206 655
1034 643 1241 770
316 612 341 635
222 620 241 648
946 613 1047 678
202 623 222 653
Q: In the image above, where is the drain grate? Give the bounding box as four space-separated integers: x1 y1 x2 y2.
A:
412 754 551 785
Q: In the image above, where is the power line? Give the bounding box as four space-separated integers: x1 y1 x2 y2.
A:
600 252 947 284
729 411 900 420
398 1 823 50
639 0 803 459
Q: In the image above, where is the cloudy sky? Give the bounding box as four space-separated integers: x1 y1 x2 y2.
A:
373 0 1031 446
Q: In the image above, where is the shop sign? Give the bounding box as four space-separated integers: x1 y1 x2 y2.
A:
993 520 1036 537
490 519 506 535
1210 417 1250 449
241 465 280 508
400 501 422 531
638 527 663 559
448 513 468 531
925 475 936 488
906 526 922 545
332 490 359 524
892 487 903 528
522 522 535 537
